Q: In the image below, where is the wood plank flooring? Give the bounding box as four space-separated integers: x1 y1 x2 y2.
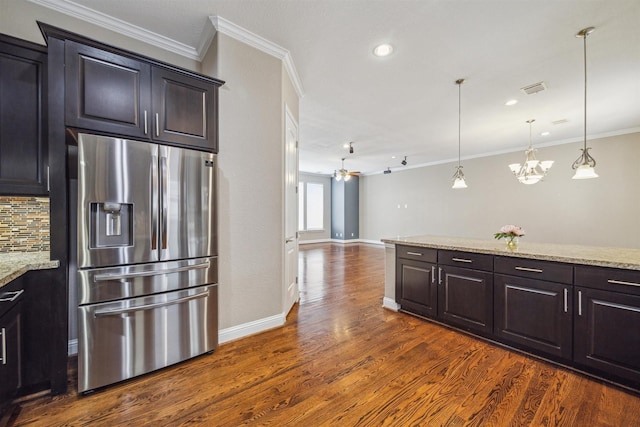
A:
10 243 640 426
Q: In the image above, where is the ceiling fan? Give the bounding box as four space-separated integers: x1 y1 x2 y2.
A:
334 158 360 181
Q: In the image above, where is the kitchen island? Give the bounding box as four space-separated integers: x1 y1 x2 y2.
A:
381 235 640 392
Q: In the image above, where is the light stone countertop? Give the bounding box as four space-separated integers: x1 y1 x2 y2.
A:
381 235 640 271
0 251 59 288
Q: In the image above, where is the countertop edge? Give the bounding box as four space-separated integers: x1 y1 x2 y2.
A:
381 237 640 271
0 252 60 288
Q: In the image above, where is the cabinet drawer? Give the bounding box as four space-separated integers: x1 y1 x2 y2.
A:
495 256 573 284
575 265 640 296
396 245 437 263
438 250 493 272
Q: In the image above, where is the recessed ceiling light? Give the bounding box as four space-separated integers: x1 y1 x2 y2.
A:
391 156 397 159
373 43 393 57
505 99 518 106
541 131 550 136
343 143 350 148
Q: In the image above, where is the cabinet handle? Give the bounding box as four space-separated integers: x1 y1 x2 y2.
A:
407 251 422 257
1 327 5 365
607 279 640 288
578 290 582 316
438 267 443 285
0 289 23 302
452 258 472 263
514 266 543 273
563 288 568 313
144 110 148 135
431 266 435 284
46 166 50 192
155 113 160 137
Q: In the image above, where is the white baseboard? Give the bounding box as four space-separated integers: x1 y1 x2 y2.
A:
68 338 78 355
382 297 400 311
219 312 286 344
299 238 384 246
299 238 332 244
67 313 287 355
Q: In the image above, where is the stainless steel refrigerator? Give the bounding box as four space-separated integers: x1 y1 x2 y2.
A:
75 133 217 393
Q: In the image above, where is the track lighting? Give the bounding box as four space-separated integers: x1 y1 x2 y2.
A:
349 142 354 154
383 167 392 174
401 156 407 166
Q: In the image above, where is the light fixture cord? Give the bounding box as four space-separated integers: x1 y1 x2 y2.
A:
458 81 462 167
583 32 588 151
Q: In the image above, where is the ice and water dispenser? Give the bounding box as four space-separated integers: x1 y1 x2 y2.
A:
89 202 133 248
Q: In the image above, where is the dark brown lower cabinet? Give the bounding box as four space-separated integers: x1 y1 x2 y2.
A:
396 258 437 318
494 274 572 360
574 286 640 386
438 265 493 336
0 289 22 413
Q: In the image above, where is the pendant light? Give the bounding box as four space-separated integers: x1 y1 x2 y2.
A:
572 26 598 179
452 78 467 189
508 119 554 185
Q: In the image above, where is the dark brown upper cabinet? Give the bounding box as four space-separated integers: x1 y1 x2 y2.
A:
0 35 48 195
64 40 220 151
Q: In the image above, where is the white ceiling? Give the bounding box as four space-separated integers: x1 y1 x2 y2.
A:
33 0 640 175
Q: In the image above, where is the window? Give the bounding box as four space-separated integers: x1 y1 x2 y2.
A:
298 181 324 231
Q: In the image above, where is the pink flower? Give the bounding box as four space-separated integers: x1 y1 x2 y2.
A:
499 225 525 236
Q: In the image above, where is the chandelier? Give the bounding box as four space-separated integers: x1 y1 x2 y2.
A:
508 119 553 185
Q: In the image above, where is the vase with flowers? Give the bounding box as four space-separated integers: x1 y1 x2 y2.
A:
494 225 525 249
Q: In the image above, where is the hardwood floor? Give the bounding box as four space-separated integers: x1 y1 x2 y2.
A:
11 243 640 426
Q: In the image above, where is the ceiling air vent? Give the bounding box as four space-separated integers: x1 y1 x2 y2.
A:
520 81 547 95
552 118 568 125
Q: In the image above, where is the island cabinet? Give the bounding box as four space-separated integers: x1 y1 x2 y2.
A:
437 250 493 336
0 283 23 414
65 39 220 151
494 257 573 360
574 266 640 387
395 246 438 318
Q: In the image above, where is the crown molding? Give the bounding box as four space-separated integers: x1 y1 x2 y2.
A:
209 15 305 98
27 0 200 60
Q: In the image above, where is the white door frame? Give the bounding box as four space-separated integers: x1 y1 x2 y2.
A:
283 104 299 316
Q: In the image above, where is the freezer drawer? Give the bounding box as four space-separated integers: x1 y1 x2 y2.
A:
78 257 217 304
77 284 217 393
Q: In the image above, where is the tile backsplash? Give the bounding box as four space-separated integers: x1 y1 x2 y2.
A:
0 196 50 252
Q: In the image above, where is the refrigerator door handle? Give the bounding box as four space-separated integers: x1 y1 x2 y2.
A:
93 260 210 282
160 154 168 250
93 289 210 317
151 153 158 251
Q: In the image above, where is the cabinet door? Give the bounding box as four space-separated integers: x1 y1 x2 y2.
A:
396 259 437 318
0 36 48 195
574 287 640 386
494 274 572 360
151 67 218 151
0 303 22 406
65 40 151 138
438 266 493 335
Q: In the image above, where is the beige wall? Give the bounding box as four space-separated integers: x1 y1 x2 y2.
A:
361 132 640 249
202 33 285 329
0 0 198 70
